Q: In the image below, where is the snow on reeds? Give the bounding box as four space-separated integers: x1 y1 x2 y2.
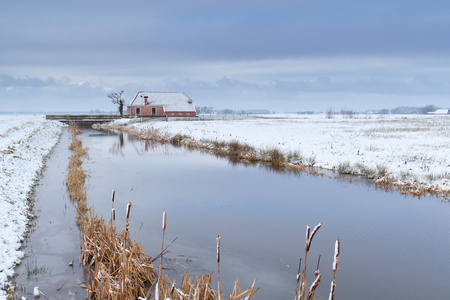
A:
328 239 340 300
295 223 339 300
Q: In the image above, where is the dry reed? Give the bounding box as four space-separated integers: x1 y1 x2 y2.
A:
81 209 156 299
155 259 258 300
295 223 340 300
329 239 340 300
156 272 244 300
66 124 88 227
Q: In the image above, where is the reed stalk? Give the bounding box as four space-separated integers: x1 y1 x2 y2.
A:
328 239 340 300
217 235 222 300
111 189 115 226
159 211 167 287
295 223 327 300
125 201 132 240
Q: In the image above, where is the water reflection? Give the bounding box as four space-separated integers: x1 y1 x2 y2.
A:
81 129 450 300
103 128 308 177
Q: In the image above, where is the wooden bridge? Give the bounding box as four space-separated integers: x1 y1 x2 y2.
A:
45 115 121 127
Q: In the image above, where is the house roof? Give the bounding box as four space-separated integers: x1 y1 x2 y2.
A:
128 91 196 112
428 109 449 115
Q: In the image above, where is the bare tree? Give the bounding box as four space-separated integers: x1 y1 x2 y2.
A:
108 90 125 117
326 106 334 119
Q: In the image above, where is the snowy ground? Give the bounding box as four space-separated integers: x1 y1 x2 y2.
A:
0 115 61 297
109 114 450 194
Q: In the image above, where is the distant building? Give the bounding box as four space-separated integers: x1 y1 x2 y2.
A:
427 109 449 115
127 92 197 117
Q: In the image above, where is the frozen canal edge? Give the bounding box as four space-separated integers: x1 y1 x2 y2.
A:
0 117 62 298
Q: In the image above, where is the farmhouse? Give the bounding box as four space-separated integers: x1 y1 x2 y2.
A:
427 108 449 115
127 91 197 117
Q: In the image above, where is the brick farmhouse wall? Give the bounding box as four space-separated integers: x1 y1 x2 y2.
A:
165 111 196 117
127 105 196 117
128 105 164 116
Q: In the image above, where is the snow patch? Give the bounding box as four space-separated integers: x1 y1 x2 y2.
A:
0 115 62 297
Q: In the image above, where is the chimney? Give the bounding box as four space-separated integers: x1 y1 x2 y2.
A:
144 96 148 105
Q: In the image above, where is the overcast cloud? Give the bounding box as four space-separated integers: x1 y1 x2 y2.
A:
1 0 449 112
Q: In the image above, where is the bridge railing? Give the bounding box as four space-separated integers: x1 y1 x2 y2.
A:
46 115 122 120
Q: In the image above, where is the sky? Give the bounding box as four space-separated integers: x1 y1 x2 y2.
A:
1 0 449 113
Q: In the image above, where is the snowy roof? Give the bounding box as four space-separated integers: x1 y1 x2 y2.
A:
128 91 196 112
428 109 449 115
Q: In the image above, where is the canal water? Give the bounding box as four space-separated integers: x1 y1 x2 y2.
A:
14 128 450 299
12 129 88 299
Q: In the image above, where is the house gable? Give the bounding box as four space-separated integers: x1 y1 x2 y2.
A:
128 91 196 117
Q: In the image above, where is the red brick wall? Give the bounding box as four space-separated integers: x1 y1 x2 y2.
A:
128 106 196 117
166 111 197 117
129 106 164 116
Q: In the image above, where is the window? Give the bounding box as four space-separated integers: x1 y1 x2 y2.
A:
186 113 190 116
152 108 156 115
136 108 141 116
179 113 182 116
171 113 174 116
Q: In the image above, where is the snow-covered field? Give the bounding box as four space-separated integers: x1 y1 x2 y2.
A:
0 115 61 297
109 114 450 194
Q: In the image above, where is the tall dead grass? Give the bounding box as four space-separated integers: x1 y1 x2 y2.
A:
66 124 88 227
156 272 258 300
81 209 156 299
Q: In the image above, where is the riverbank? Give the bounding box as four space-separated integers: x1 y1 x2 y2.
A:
101 114 450 199
0 115 62 297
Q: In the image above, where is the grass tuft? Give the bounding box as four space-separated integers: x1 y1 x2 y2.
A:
25 257 51 278
170 133 189 145
337 161 352 174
